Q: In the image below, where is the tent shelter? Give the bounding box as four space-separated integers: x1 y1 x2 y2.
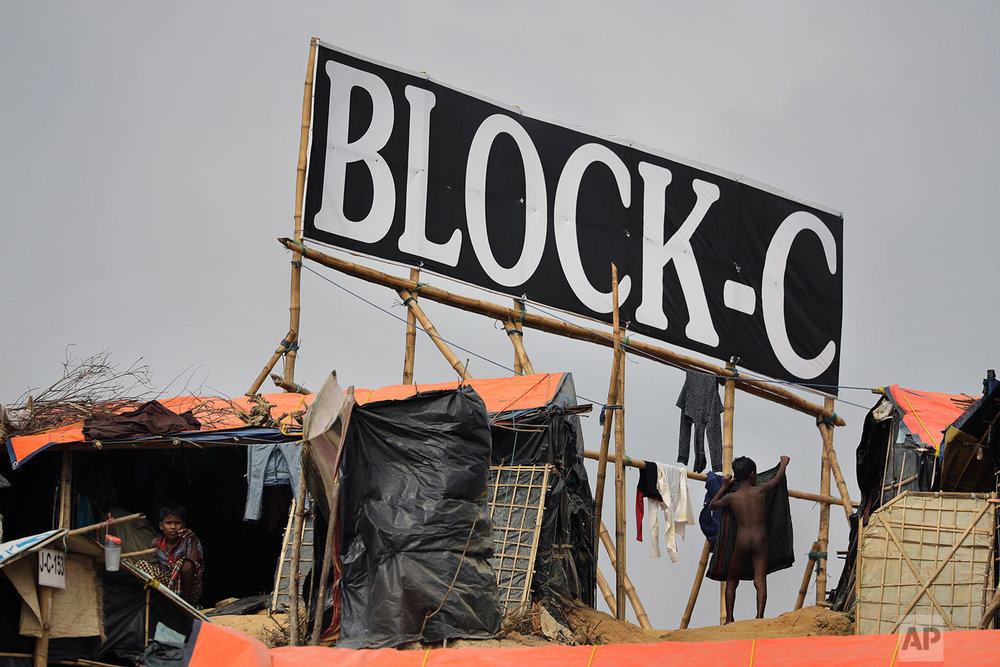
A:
1 393 315 662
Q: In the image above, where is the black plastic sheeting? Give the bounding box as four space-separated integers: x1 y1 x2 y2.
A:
0 567 194 665
338 388 500 649
490 405 595 608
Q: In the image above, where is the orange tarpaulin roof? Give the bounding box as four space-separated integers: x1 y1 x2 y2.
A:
186 621 995 667
6 374 569 467
886 385 971 451
6 393 314 467
354 373 568 415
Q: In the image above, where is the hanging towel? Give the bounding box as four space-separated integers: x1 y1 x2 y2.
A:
706 463 795 581
649 462 695 562
699 471 725 551
635 460 660 541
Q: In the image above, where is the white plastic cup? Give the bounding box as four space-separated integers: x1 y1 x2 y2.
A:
104 535 122 571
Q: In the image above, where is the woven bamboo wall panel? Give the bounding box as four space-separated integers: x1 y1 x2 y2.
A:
856 492 995 635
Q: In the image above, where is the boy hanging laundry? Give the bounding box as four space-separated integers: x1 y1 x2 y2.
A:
708 455 791 623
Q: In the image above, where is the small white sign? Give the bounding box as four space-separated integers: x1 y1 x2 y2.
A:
38 549 66 589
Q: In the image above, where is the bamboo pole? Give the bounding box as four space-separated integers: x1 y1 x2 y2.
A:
823 436 854 522
816 398 833 606
795 541 821 610
398 289 471 380
582 450 854 507
595 569 617 613
592 265 624 563
279 240 846 427
513 299 530 374
607 265 628 621
720 361 736 624
599 522 651 629
310 507 336 644
57 448 72 529
270 374 312 395
402 269 420 384
284 38 319 386
288 482 307 646
680 540 712 629
248 330 296 396
979 587 1000 629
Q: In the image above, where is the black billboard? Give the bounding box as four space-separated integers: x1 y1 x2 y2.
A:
303 43 843 390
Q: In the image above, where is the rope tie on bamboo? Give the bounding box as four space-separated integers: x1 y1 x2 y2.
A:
414 280 426 293
808 549 828 561
402 296 417 307
289 239 308 255
599 404 622 426
276 340 299 354
816 413 838 428
506 328 523 337
290 260 302 268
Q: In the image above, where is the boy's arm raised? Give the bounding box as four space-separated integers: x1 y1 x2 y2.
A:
708 474 734 510
760 455 790 492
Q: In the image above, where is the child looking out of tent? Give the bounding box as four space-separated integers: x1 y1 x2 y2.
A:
708 455 789 624
150 503 204 605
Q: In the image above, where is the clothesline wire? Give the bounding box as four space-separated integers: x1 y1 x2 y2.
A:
303 263 873 414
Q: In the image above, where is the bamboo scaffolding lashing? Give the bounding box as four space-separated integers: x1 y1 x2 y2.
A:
612 269 628 621
278 239 846 427
247 330 297 396
598 521 651 629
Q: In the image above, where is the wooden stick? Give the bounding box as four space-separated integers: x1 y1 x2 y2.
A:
816 399 833 606
513 300 530 374
310 503 336 644
822 429 854 522
595 568 617 613
284 37 319 385
403 269 420 384
288 481 307 645
122 547 157 559
598 522 651 629
592 265 624 566
610 265 628 621
795 541 821 610
398 289 472 380
270 373 311 395
58 448 72 529
680 540 712 629
248 330 296 396
279 240 846 426
66 513 144 536
583 450 854 506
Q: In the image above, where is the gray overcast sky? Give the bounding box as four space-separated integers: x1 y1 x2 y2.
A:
2 2 998 630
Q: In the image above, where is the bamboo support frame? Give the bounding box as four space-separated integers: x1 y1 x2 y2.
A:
288 480 308 645
284 38 318 385
34 586 53 667
402 269 420 384
795 541 821 610
583 450 854 506
599 522 651 629
592 265 624 569
680 540 712 629
614 337 627 622
248 330 297 396
979 587 1000 629
398 289 471 380
66 513 145 537
278 239 846 427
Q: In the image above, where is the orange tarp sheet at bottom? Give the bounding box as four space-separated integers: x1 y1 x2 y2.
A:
189 621 995 666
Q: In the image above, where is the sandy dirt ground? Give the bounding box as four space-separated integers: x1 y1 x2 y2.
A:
208 604 853 648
